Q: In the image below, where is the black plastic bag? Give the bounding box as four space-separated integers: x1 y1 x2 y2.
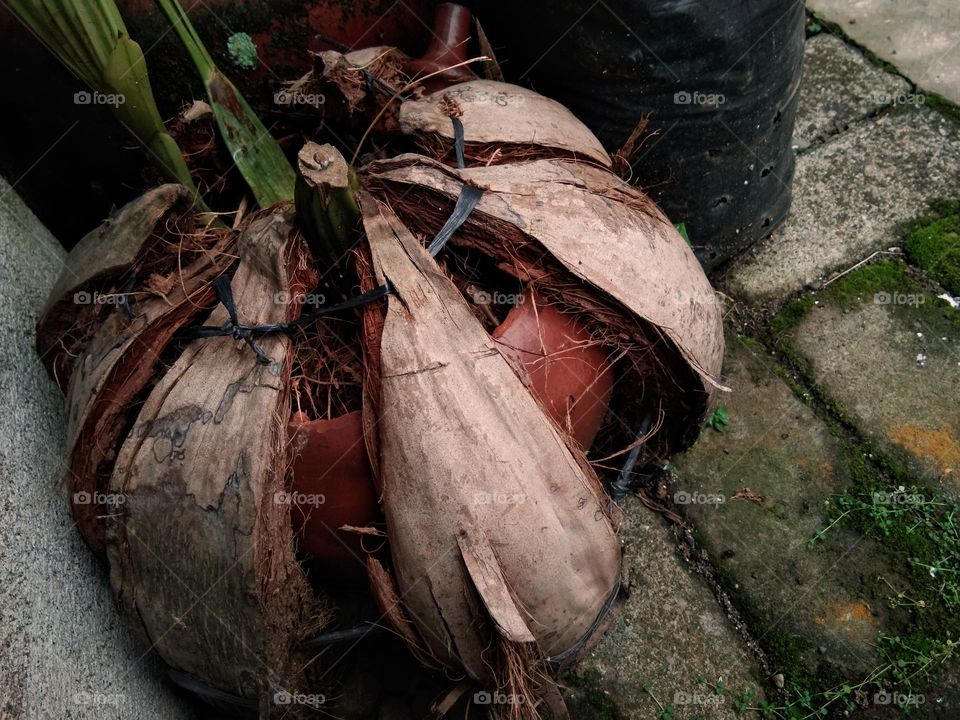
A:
474 0 805 271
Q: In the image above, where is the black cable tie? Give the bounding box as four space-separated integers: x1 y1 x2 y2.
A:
287 281 393 328
427 185 484 257
112 270 137 318
363 70 377 98
299 621 388 649
211 275 239 328
168 670 258 709
609 415 654 501
547 579 621 665
174 280 394 362
315 33 409 102
451 116 466 169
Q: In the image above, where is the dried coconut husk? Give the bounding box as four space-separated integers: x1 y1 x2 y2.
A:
34 185 236 552
36 184 198 383
105 209 329 710
362 153 725 454
358 193 621 708
308 46 411 133
398 80 612 168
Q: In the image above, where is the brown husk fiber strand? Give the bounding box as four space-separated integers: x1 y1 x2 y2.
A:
358 193 621 703
362 153 725 453
105 210 327 708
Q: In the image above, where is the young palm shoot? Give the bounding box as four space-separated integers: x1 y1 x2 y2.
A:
154 0 296 207
8 0 207 211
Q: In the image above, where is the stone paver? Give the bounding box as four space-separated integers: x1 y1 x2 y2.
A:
0 176 194 719
792 290 960 496
565 496 762 719
793 33 911 151
808 0 960 105
728 107 960 300
672 335 911 682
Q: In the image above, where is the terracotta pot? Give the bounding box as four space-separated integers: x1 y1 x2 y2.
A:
405 2 477 93
493 290 614 449
288 410 380 577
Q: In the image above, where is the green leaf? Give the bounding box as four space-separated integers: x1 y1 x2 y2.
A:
6 0 203 208
707 406 730 432
103 36 164 140
674 221 690 244
152 0 215 80
208 71 296 206
155 0 296 206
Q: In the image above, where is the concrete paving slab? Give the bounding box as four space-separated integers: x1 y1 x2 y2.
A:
727 107 960 300
0 176 195 719
565 496 762 719
672 336 912 682
792 285 960 496
808 0 960 105
793 33 911 151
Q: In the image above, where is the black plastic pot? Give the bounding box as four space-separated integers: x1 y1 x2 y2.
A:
473 0 805 271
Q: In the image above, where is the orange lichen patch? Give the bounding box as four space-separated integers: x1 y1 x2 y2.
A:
888 425 960 476
815 601 878 637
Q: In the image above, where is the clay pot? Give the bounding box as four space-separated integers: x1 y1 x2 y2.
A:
288 410 380 577
405 3 477 93
493 291 614 449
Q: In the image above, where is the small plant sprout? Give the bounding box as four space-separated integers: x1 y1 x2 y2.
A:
707 406 730 432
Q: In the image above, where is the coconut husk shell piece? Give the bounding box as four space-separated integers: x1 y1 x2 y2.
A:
363 153 725 453
35 185 236 552
36 184 198 382
358 193 622 699
398 80 612 167
105 210 328 710
312 46 412 132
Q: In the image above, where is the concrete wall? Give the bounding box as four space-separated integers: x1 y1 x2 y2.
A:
0 176 194 720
